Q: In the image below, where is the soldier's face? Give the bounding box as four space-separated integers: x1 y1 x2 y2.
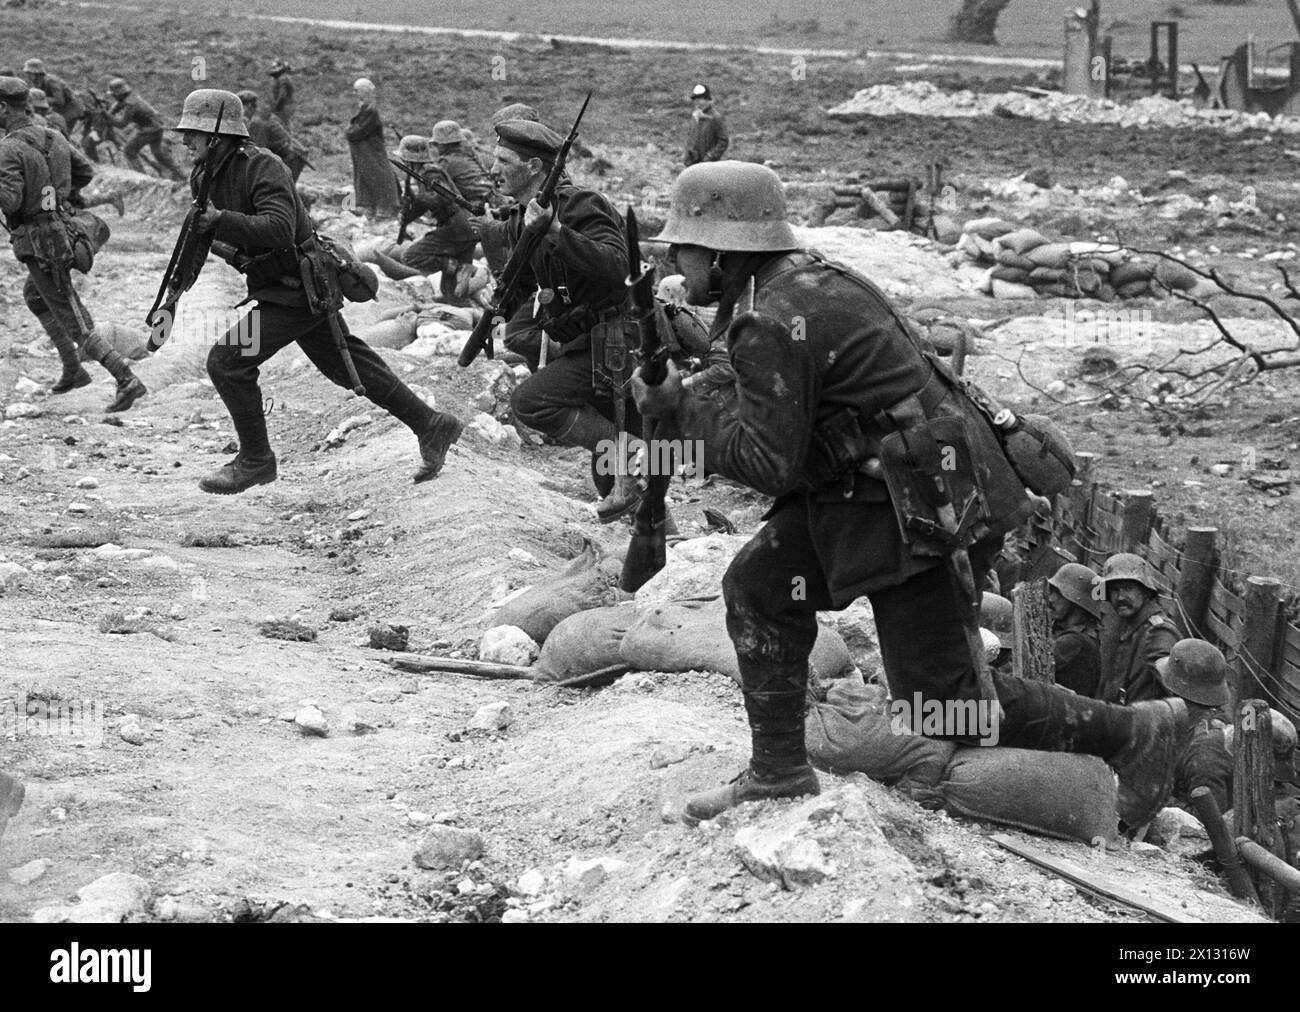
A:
1048 585 1071 622
181 130 211 162
490 146 540 200
668 245 717 305
1106 580 1149 618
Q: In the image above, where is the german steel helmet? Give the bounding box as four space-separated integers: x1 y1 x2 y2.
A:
108 77 132 97
173 89 250 137
0 76 29 102
23 58 45 75
1155 639 1228 707
1098 552 1158 593
28 87 50 110
430 119 462 144
979 592 1013 638
392 134 432 162
656 161 799 252
1048 562 1101 618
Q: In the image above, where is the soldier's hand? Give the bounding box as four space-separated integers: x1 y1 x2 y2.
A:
195 207 222 233
524 198 556 236
631 358 686 419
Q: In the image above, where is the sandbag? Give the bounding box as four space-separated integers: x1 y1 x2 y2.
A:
531 605 635 682
355 313 418 349
1154 259 1199 292
620 597 852 685
996 228 1048 256
1028 266 1065 284
990 279 1038 300
493 543 625 644
990 265 1031 284
1025 242 1073 269
964 217 1016 240
1115 280 1150 299
96 321 149 361
995 249 1036 271
941 746 1118 843
1109 260 1153 287
805 673 955 804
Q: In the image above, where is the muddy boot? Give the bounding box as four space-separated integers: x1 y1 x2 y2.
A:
414 413 465 482
199 453 278 495
684 763 820 823
596 472 642 523
106 376 147 413
1108 698 1193 828
51 363 93 393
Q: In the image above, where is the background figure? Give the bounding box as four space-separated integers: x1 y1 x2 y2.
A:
269 60 295 128
108 78 185 181
28 88 68 137
683 83 729 167
345 78 398 218
22 58 85 139
238 90 309 181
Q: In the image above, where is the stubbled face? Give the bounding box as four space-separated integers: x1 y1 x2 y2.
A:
1048 585 1072 624
666 244 716 305
490 146 541 201
181 130 212 162
1106 580 1150 620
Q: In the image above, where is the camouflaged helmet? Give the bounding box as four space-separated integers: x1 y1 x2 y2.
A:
979 592 1013 638
27 87 49 110
0 76 30 104
430 119 463 145
392 134 432 162
108 78 132 97
1001 413 1076 497
1048 562 1101 618
1099 552 1158 593
173 89 249 137
1155 639 1228 708
656 161 799 252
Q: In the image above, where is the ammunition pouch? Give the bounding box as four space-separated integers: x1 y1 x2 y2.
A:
542 301 608 347
27 213 74 273
589 309 633 396
65 209 110 273
296 232 378 310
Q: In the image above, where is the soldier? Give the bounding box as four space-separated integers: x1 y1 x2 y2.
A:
1159 639 1233 811
345 79 399 219
1048 562 1102 697
1097 553 1178 705
489 118 642 521
170 89 463 494
430 119 493 209
269 60 295 129
683 84 728 167
632 161 1196 824
107 78 185 181
22 59 85 138
0 76 146 408
237 90 309 182
28 88 67 137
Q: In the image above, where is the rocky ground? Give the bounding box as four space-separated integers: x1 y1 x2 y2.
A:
2 6 1297 924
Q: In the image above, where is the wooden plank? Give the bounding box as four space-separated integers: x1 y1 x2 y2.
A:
377 653 532 679
991 834 1201 923
1205 610 1239 650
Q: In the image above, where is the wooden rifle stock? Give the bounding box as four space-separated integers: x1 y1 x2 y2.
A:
458 91 592 368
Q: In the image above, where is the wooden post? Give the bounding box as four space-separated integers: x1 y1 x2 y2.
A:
1234 700 1281 918
1174 527 1218 639
1241 577 1282 704
1011 578 1055 682
1069 452 1097 564
1190 787 1259 904
1119 490 1154 552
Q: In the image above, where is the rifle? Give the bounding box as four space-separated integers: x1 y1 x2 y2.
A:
389 158 479 214
396 160 414 243
619 207 671 592
458 90 591 368
145 102 232 350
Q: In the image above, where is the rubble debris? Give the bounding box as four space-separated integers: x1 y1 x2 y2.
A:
258 618 318 642
414 825 484 870
33 872 152 924
369 623 410 651
468 701 514 731
294 705 330 737
479 625 540 666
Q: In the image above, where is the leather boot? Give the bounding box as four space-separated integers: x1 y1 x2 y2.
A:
199 454 278 495
414 413 464 482
106 376 147 413
596 472 642 523
684 763 820 823
51 364 92 393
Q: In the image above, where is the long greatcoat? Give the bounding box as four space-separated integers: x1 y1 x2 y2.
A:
345 102 398 215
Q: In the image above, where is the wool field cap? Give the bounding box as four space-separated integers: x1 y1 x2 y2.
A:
490 102 539 127
495 119 564 161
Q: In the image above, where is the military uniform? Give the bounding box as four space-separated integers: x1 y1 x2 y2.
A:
1053 617 1101 697
0 77 145 408
178 91 462 493
23 62 85 131
110 89 184 180
269 67 295 128
1098 600 1178 705
684 88 728 166
244 105 307 181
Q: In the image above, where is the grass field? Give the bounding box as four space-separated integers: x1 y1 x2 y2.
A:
75 0 1300 63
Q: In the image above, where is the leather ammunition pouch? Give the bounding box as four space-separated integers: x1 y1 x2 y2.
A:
295 232 377 311
65 209 109 273
589 308 633 395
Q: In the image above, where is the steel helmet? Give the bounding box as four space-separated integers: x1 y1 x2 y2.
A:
1048 562 1101 618
1155 639 1228 707
979 592 1013 638
173 89 250 137
392 134 432 162
431 119 462 144
28 87 50 110
1098 552 1158 594
980 628 1002 663
108 78 132 97
23 58 45 75
236 89 259 108
656 161 799 252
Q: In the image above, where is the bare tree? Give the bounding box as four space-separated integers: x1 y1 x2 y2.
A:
947 0 1014 45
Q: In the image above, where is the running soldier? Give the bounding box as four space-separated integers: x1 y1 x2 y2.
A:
108 78 185 181
237 90 309 182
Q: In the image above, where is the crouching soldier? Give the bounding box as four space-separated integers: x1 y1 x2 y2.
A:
108 78 185 181
1048 562 1102 697
0 76 145 408
168 89 463 494
633 161 1199 825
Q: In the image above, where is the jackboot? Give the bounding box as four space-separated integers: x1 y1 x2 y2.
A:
414 413 464 482
50 364 92 393
596 472 642 523
684 763 820 823
106 376 147 413
199 453 278 495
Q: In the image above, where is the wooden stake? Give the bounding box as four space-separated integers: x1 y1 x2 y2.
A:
1241 577 1282 705
1175 527 1217 639
1011 578 1055 682
378 654 532 679
1119 489 1154 552
1236 837 1300 893
1234 699 1282 917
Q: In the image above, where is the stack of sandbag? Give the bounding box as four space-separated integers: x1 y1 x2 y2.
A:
806 672 1120 842
492 542 627 646
406 302 487 358
958 218 1201 302
906 306 982 357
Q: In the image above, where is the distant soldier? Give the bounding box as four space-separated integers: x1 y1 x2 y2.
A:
0 75 146 408
22 58 85 137
1047 562 1102 697
107 78 186 181
345 78 399 218
431 119 493 208
28 88 67 137
1097 553 1179 705
268 59 295 128
683 83 728 167
237 90 309 181
171 89 464 494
